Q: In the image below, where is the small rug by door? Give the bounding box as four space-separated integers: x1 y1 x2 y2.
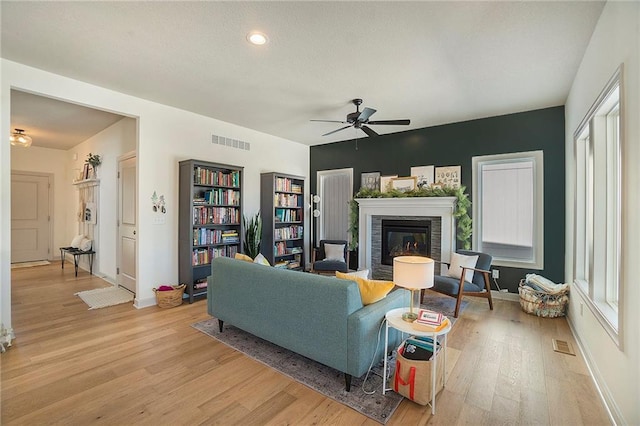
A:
11 260 51 269
75 286 134 310
192 296 467 424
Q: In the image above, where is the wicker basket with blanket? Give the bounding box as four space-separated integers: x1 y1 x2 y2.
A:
153 284 185 308
518 274 569 318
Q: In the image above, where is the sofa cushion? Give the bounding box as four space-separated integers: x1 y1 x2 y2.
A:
336 272 395 305
447 252 478 283
314 259 348 273
434 275 483 295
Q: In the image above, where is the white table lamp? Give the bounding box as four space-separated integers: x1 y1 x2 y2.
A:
393 256 434 322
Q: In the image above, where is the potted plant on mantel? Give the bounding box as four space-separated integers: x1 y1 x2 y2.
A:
85 153 101 179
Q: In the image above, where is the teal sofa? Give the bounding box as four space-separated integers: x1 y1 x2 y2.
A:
207 256 410 391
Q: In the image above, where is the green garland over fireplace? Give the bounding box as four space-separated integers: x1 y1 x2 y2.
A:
349 186 472 251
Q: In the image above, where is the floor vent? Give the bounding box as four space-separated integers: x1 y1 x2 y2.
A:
552 339 576 356
212 134 251 151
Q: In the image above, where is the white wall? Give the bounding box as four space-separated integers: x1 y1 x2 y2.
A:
10 146 70 256
67 117 137 281
564 2 640 424
1 59 310 330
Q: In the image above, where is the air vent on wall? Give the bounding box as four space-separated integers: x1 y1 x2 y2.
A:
212 134 251 151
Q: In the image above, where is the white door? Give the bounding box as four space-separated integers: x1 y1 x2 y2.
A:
11 173 51 263
117 155 137 293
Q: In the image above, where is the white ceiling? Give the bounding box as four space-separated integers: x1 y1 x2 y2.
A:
10 90 125 150
2 1 604 148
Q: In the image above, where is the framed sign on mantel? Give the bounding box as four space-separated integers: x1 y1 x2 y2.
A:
435 166 461 189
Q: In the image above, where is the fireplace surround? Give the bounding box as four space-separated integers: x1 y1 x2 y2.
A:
356 197 457 280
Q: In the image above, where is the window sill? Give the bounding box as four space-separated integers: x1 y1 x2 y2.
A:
572 280 621 349
490 257 543 270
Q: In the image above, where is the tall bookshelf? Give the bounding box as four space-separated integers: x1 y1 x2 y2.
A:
260 172 305 270
179 160 243 303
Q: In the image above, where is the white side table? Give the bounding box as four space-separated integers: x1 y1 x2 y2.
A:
383 307 452 414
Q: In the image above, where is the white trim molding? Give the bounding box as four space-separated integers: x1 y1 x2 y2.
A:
356 197 457 271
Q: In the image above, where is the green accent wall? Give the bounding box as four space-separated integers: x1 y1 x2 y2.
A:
310 106 565 293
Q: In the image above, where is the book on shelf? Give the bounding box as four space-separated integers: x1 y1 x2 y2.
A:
194 167 240 187
416 309 443 326
194 280 208 290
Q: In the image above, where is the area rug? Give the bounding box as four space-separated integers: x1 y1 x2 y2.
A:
421 290 469 321
11 260 51 269
75 286 134 310
192 296 467 424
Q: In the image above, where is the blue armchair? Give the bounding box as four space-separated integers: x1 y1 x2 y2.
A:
311 239 350 274
428 250 494 317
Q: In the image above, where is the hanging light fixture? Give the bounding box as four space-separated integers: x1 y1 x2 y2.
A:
9 129 32 148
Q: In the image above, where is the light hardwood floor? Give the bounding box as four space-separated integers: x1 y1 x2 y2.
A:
2 263 610 425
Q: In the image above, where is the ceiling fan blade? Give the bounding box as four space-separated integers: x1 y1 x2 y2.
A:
322 125 353 136
361 126 378 137
310 119 349 124
367 119 411 125
357 107 377 122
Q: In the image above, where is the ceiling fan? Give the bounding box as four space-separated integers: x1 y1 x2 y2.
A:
311 98 410 137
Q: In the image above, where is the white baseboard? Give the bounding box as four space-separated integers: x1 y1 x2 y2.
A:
134 296 157 309
490 290 519 302
567 313 622 425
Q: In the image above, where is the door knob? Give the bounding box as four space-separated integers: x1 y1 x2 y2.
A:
133 230 136 235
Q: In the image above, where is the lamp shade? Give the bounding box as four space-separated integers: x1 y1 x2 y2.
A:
9 129 32 148
393 256 434 290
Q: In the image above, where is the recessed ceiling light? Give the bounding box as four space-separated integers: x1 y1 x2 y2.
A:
247 31 268 46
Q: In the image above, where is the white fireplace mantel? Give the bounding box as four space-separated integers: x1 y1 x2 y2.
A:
356 197 457 272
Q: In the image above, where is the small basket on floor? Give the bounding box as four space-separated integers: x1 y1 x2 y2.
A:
518 280 569 318
153 284 185 308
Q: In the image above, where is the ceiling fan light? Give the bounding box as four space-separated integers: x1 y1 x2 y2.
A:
9 129 32 148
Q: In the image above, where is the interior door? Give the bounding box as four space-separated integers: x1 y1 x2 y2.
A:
316 168 353 244
117 155 137 293
11 173 51 263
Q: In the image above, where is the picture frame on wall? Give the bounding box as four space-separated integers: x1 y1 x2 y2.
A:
84 202 97 225
360 172 381 190
379 175 398 193
410 165 435 188
391 176 417 192
435 166 461 188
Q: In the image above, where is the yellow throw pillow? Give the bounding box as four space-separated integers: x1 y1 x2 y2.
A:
234 253 254 263
336 271 395 305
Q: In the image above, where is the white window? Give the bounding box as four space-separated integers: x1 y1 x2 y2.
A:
472 151 544 269
573 66 622 342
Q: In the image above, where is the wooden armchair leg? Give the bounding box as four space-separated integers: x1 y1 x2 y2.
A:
483 272 494 310
454 276 465 317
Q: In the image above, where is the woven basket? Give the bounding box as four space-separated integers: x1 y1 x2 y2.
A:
518 280 569 318
153 284 185 308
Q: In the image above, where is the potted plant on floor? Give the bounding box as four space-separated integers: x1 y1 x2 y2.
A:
243 212 262 259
